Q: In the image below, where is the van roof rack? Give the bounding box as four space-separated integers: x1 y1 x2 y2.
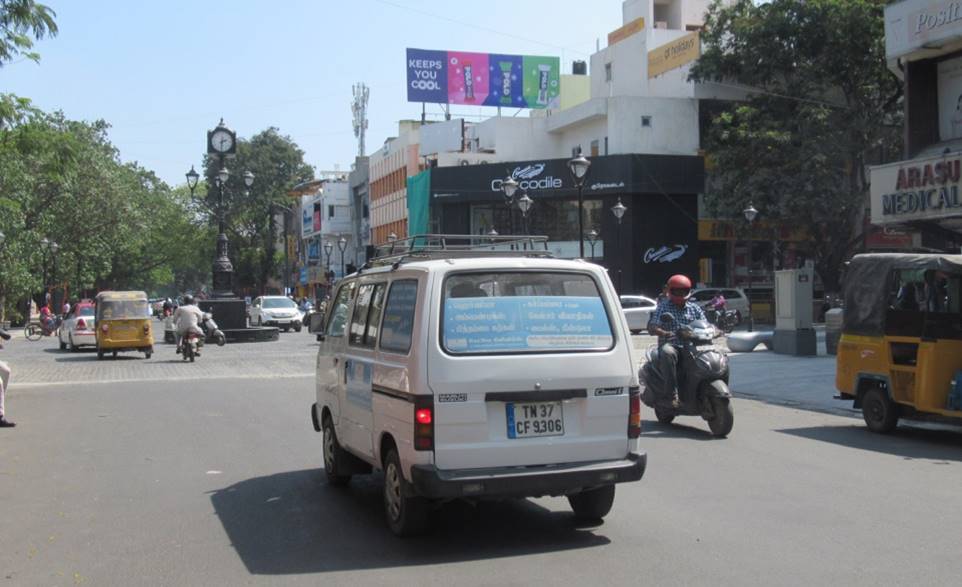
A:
364 234 554 268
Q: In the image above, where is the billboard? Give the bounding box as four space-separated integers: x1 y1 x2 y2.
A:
406 48 560 109
648 32 700 79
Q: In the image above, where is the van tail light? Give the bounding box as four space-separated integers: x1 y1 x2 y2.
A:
413 396 434 451
628 386 642 438
76 319 87 331
143 324 150 334
101 324 109 333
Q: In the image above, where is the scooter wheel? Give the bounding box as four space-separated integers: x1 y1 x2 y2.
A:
654 408 675 424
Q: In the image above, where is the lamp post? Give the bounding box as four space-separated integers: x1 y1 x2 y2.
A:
388 231 398 254
517 193 533 236
501 176 518 236
611 198 627 292
586 229 599 259
743 203 759 332
323 240 334 288
567 152 591 258
337 235 348 279
185 165 200 196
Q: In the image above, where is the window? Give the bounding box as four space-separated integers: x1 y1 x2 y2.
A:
441 272 614 354
262 298 297 309
641 115 652 127
721 289 742 299
362 204 369 219
590 140 600 157
604 136 609 156
349 282 386 348
328 205 335 219
326 281 356 337
692 290 717 302
604 62 612 82
380 280 418 354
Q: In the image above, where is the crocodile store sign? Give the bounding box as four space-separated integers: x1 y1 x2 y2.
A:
870 154 962 224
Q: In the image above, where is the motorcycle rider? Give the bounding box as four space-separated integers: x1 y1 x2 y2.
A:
173 295 205 355
648 274 706 408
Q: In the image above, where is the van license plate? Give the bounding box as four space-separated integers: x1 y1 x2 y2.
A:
506 401 564 439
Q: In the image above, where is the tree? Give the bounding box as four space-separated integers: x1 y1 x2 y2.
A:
202 127 313 293
0 0 57 67
689 0 902 292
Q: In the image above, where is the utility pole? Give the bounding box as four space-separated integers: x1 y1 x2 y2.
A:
352 83 370 158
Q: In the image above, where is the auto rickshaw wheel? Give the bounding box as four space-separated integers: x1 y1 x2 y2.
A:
862 387 898 434
97 347 104 360
112 351 117 359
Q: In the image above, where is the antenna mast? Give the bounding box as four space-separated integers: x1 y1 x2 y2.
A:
352 82 370 158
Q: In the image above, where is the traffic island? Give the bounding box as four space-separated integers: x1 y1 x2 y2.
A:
221 326 279 343
199 299 278 344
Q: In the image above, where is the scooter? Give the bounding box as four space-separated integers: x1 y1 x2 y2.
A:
179 313 225 362
639 314 734 437
704 306 740 333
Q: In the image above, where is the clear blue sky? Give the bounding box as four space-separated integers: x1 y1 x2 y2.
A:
3 1 624 186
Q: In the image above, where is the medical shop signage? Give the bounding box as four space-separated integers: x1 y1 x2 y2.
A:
870 154 962 224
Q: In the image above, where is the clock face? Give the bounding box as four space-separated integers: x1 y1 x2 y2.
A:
210 129 234 153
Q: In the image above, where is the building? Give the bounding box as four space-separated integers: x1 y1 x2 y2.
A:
348 155 372 266
369 121 423 245
868 0 962 252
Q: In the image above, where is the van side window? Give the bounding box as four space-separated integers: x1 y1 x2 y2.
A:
380 280 418 354
364 284 387 348
349 284 375 345
326 281 356 337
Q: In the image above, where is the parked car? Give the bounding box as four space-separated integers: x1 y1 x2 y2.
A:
249 296 303 332
58 301 97 351
691 287 750 321
311 247 646 536
620 294 658 334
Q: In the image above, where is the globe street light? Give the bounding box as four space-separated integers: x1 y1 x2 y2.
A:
611 198 627 292
567 152 591 258
517 193 533 236
323 240 334 287
586 229 599 259
337 235 348 279
743 203 759 332
501 175 519 234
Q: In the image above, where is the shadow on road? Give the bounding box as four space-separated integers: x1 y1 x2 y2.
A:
53 354 145 362
776 424 962 462
209 468 610 575
641 419 716 440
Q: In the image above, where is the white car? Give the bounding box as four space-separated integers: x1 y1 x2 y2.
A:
311 248 646 536
58 301 97 351
620 294 658 334
249 296 303 332
691 287 750 320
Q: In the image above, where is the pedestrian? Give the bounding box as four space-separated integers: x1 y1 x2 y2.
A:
62 299 72 318
0 327 14 427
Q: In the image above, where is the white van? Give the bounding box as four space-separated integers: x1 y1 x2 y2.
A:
310 237 646 535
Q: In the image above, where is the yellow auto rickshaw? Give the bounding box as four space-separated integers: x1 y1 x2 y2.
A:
95 291 153 360
836 253 962 432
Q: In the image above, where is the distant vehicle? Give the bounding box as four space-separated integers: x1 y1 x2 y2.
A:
248 296 303 332
58 301 97 351
691 288 749 321
149 298 165 316
620 294 658 334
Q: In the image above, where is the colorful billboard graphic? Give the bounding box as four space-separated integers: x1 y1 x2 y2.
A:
407 48 559 109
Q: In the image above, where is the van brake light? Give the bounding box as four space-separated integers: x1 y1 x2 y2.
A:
628 386 642 438
414 396 434 451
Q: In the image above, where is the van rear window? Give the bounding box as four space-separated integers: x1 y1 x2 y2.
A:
441 272 614 354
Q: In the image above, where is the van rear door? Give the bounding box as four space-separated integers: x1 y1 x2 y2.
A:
428 270 633 470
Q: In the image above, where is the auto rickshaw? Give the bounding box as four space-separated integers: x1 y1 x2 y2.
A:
836 253 962 432
94 291 154 360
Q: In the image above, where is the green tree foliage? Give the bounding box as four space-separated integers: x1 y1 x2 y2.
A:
690 0 902 292
0 97 210 322
0 0 57 66
202 127 313 293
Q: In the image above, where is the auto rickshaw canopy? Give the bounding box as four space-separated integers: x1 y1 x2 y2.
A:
95 291 151 321
842 253 962 336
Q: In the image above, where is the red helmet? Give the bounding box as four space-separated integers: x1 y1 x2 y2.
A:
666 274 693 304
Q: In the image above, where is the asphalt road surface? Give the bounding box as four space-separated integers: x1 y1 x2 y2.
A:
2 331 962 586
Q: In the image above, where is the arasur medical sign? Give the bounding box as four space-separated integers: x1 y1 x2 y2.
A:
406 48 560 109
870 154 962 224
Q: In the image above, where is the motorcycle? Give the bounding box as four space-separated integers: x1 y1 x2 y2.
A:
704 306 740 333
639 314 734 437
178 313 225 362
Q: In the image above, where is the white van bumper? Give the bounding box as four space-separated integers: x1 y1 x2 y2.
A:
409 452 646 499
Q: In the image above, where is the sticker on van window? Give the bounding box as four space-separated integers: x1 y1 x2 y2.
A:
443 296 613 353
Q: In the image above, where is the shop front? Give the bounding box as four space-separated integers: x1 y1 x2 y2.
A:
429 153 704 296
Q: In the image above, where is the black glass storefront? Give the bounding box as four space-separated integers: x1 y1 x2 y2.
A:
430 154 705 296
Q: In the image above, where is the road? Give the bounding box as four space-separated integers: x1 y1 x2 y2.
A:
2 331 962 586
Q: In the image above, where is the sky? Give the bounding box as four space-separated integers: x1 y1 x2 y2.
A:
3 0 625 187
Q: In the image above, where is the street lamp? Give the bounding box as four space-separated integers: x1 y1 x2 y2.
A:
611 198 627 292
323 240 334 286
388 231 398 254
517 193 533 235
743 203 759 332
567 152 591 258
337 235 348 279
501 175 519 234
185 165 200 195
586 229 599 259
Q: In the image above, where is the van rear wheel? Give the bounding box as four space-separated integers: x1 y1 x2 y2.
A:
568 484 615 520
862 387 898 434
383 448 429 536
322 417 351 487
